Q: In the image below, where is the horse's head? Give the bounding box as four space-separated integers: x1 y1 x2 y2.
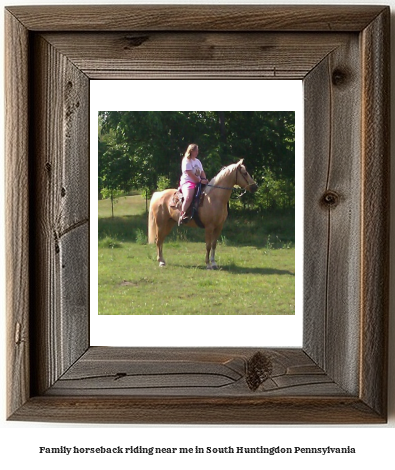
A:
235 159 258 193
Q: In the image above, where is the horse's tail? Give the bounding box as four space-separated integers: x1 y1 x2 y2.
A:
148 192 158 244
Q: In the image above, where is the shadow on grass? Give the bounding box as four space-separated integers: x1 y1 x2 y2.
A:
171 264 294 276
98 209 295 248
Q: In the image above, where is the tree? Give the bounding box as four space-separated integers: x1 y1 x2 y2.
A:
98 111 295 211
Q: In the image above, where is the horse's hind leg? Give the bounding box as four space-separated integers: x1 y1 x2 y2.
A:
156 238 165 267
156 219 176 267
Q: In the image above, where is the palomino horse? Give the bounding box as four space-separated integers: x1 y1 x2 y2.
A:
148 159 258 269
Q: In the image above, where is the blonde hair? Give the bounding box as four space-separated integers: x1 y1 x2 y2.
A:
184 143 198 159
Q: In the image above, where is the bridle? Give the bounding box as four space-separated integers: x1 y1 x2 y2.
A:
235 165 256 189
206 166 255 198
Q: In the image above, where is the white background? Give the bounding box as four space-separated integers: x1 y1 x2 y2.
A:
90 79 304 347
1 0 394 469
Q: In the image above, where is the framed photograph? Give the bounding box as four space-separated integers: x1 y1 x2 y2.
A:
5 5 389 423
91 81 303 348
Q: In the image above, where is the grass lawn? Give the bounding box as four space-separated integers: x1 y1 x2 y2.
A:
98 195 295 315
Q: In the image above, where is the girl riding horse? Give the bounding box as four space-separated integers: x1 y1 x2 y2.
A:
149 159 257 269
178 144 209 225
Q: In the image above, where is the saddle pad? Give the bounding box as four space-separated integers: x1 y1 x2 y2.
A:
170 190 183 209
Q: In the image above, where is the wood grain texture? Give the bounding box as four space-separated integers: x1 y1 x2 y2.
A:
29 34 90 395
304 35 362 395
42 32 351 80
303 56 331 370
9 395 383 425
6 5 386 32
46 348 345 397
5 5 389 424
360 8 390 418
5 10 30 419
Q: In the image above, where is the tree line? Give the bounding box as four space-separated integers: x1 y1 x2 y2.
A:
98 111 295 213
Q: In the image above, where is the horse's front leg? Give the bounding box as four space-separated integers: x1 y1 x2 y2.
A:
210 241 218 269
205 244 212 269
205 227 218 270
204 228 212 269
209 226 224 269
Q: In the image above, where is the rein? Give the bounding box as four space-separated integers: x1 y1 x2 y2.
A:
205 184 234 191
205 184 246 199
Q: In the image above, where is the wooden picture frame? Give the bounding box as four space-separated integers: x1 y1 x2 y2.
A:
5 5 389 424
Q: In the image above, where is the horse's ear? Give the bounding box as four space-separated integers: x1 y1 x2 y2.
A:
238 158 244 166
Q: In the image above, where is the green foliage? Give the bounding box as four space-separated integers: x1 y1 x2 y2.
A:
98 236 123 249
98 111 295 212
135 228 147 245
156 175 171 191
254 168 295 210
100 188 125 201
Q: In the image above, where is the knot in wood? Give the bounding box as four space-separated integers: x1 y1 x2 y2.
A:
332 68 348 87
321 190 340 208
123 35 149 49
246 351 273 391
15 322 22 345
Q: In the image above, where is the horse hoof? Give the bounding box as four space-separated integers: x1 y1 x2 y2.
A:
206 264 218 270
159 261 166 267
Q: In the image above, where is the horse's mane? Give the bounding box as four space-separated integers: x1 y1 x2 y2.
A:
205 163 238 194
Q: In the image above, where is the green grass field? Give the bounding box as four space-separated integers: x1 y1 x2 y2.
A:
98 194 295 315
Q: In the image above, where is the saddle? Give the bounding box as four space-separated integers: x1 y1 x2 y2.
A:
170 183 205 228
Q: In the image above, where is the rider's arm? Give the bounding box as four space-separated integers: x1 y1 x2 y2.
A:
185 169 201 183
200 171 208 183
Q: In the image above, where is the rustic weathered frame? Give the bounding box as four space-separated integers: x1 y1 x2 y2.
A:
5 5 389 423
